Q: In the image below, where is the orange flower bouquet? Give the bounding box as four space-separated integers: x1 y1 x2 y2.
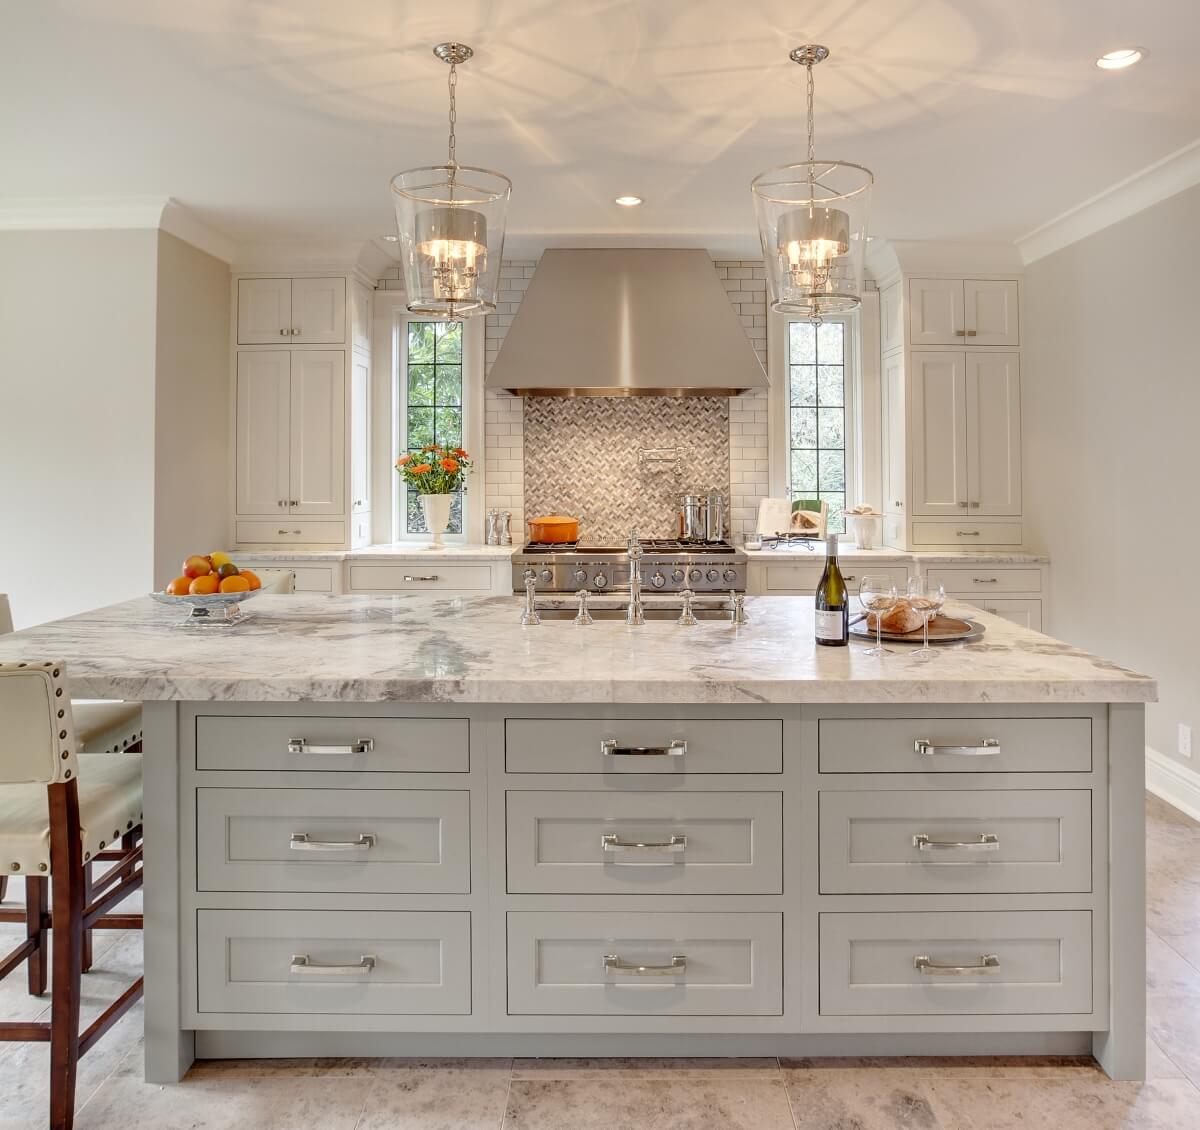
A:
395 445 473 494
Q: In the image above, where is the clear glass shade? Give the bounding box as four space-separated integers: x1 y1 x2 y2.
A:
752 161 872 319
390 164 511 318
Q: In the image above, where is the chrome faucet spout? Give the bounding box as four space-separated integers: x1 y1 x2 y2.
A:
626 527 645 626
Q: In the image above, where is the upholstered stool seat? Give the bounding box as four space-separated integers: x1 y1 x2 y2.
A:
0 753 142 876
72 701 143 753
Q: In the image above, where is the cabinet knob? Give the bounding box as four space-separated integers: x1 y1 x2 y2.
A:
966 329 978 337
291 327 301 336
279 328 288 336
290 499 298 506
969 501 981 508
958 501 969 508
954 328 967 336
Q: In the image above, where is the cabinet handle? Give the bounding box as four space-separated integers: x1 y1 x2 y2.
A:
894 500 903 508
603 953 687 977
290 499 299 506
289 832 376 852
956 530 981 537
600 738 687 758
954 329 967 336
969 501 981 508
915 738 1001 757
279 328 288 336
972 578 999 584
957 501 969 508
290 953 376 976
601 833 687 858
913 833 1000 852
278 529 303 535
966 329 978 337
278 500 285 508
287 738 375 755
914 953 1000 976
402 574 440 582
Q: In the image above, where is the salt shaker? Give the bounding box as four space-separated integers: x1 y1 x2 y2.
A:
500 511 513 545
485 508 499 545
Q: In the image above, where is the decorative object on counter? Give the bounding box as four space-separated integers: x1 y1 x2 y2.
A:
705 488 726 541
858 574 898 656
680 494 706 541
906 577 947 660
500 510 513 544
527 514 580 543
844 503 883 550
814 532 849 647
851 612 983 645
486 508 500 545
751 44 873 322
756 497 827 539
744 532 764 551
396 445 473 548
390 43 511 318
154 550 264 626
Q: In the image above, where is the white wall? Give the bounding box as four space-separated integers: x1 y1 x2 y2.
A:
1024 181 1200 766
0 230 159 629
153 231 230 582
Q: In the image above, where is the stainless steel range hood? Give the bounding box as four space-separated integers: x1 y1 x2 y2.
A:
486 249 768 396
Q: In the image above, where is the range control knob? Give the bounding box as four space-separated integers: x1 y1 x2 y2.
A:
651 571 666 589
706 569 720 583
723 568 739 583
573 568 588 584
539 569 553 583
594 573 609 588
671 568 685 584
688 567 703 583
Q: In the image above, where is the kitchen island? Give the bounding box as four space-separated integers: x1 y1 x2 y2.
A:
0 594 1154 1082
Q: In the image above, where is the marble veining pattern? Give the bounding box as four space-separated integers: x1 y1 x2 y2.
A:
0 593 1155 704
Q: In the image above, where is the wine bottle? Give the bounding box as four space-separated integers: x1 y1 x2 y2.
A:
814 532 849 647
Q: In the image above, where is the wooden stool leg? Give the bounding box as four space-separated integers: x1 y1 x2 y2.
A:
25 875 48 996
81 863 93 973
48 779 84 1130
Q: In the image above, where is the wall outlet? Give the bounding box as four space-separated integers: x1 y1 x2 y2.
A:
1180 723 1193 759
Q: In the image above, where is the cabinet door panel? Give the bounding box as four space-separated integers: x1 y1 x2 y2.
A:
237 278 291 344
908 278 964 345
290 351 346 516
351 281 372 352
291 277 346 344
966 353 1021 515
882 352 906 514
236 351 291 515
910 352 967 516
351 356 370 513
965 279 1019 346
880 281 904 354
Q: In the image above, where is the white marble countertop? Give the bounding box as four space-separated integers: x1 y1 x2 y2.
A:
234 544 520 563
744 542 1049 565
0 594 1152 705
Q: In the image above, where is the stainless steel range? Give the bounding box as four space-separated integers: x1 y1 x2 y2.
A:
513 537 747 594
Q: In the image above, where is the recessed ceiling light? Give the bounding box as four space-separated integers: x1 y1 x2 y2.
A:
614 195 644 207
381 234 399 242
1096 48 1145 70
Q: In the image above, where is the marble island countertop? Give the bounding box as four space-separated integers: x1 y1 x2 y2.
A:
0 594 1152 705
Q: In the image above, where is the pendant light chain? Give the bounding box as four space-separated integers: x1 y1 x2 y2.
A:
806 57 816 166
447 60 459 174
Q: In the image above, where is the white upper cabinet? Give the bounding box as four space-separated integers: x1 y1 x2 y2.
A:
235 352 291 515
910 352 968 516
289 351 346 516
908 278 1019 347
882 352 906 514
351 281 372 353
880 281 904 355
966 353 1022 514
237 277 346 345
350 355 370 514
964 279 1019 346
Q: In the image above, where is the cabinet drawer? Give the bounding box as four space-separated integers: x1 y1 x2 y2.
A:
507 911 782 1016
195 714 469 772
965 598 1042 632
196 787 470 893
347 563 492 592
294 566 337 592
197 909 470 1015
819 789 1092 894
818 716 1092 774
927 568 1042 594
506 791 782 895
763 564 907 594
236 519 346 545
505 718 783 774
911 522 1023 546
819 910 1092 1016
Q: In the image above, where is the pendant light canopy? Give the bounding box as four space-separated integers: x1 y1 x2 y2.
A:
391 43 511 319
752 46 873 322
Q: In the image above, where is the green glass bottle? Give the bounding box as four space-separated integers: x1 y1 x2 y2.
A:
814 533 849 647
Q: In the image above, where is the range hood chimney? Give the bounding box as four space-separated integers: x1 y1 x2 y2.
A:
486 249 768 396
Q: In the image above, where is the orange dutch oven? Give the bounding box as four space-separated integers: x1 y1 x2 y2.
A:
526 515 580 543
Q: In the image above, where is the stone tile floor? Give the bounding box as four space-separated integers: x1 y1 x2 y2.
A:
0 793 1197 1128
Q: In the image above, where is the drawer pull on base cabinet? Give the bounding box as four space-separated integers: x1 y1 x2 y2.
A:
914 953 1000 977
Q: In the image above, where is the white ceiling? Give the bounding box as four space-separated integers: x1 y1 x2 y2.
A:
3 0 1199 256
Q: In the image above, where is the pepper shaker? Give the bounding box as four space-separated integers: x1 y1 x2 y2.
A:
485 508 499 545
500 510 513 545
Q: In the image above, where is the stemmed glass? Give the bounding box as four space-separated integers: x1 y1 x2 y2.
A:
858 575 898 657
906 576 945 660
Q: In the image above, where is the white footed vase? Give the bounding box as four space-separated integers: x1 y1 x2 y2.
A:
419 494 453 548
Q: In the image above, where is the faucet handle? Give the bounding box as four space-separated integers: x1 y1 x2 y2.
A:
732 591 748 626
520 574 541 626
574 590 594 626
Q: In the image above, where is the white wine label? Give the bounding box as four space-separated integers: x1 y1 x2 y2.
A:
814 610 844 640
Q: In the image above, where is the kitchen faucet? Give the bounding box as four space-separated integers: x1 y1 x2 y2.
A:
626 528 645 626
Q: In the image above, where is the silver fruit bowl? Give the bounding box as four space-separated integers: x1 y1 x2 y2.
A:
149 589 260 626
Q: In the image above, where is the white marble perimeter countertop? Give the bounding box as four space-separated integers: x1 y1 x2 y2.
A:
0 594 1152 705
234 544 521 563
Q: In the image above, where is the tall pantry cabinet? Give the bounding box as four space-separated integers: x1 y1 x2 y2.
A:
231 272 373 549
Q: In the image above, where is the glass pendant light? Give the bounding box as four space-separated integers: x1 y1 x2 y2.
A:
752 46 873 322
390 43 511 318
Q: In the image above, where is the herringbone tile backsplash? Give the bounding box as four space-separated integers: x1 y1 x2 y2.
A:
523 397 730 544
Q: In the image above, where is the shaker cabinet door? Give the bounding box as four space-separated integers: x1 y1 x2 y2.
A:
235 351 291 515
910 352 968 516
964 279 1019 346
908 278 964 345
237 278 292 344
350 355 371 513
966 353 1021 515
290 351 346 516
291 276 346 344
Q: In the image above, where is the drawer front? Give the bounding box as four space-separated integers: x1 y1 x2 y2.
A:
763 564 907 594
819 789 1092 894
819 910 1092 1016
197 788 470 893
818 716 1092 774
505 718 783 774
911 522 1023 546
347 564 492 592
236 520 346 545
507 911 782 1016
197 909 470 1015
195 714 469 773
293 566 336 592
965 598 1042 632
506 791 782 895
928 568 1042 594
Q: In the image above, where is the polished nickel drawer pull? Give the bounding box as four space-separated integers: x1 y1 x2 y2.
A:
956 530 981 537
972 577 1000 584
603 953 687 977
913 833 1000 852
403 574 440 582
915 738 1000 757
914 953 1000 976
290 953 376 975
289 832 376 852
600 738 687 758
288 738 375 756
601 833 687 858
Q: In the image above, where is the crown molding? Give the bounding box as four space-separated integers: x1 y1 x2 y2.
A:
1018 138 1200 265
159 199 235 263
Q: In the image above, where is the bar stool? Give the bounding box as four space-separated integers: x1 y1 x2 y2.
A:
0 660 144 1130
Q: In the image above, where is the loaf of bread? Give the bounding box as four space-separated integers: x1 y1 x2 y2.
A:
867 600 924 634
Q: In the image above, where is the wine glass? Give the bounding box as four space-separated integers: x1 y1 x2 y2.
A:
906 576 945 660
858 575 898 657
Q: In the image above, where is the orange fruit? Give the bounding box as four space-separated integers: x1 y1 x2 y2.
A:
240 569 262 591
165 576 192 596
219 575 250 594
189 575 220 596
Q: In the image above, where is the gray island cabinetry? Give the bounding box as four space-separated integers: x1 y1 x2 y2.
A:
0 594 1153 1083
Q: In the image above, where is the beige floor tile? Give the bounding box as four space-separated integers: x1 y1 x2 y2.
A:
503 1077 796 1129
1147 1037 1187 1080
358 1059 512 1129
784 1074 954 1128
511 1056 779 1079
1147 991 1200 1086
